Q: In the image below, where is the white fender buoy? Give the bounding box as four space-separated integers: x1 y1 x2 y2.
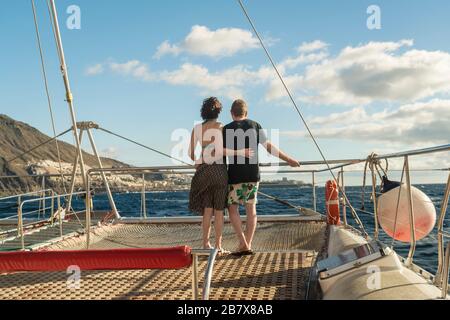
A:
377 185 436 243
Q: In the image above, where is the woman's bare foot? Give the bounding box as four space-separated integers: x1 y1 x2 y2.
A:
203 242 213 250
216 247 231 256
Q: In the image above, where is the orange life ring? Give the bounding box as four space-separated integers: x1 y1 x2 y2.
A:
325 180 340 225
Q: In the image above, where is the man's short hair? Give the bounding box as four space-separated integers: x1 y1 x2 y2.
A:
231 99 248 117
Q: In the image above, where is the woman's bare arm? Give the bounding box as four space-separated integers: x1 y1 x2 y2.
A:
223 148 254 158
188 129 197 162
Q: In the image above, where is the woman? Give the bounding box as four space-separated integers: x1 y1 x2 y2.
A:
189 97 252 254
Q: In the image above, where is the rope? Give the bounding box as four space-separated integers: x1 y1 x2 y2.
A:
6 129 72 164
390 161 406 250
361 153 389 210
31 0 67 194
98 127 192 166
237 0 368 237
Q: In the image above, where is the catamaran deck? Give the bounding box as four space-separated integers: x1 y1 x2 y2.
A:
0 217 327 300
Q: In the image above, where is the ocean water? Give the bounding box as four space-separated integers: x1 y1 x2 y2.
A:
1 184 448 274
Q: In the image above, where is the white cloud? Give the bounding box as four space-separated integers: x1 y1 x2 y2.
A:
87 39 450 109
279 52 329 71
87 60 267 99
160 63 265 99
297 40 329 53
409 153 450 171
154 41 182 58
85 64 104 75
154 25 260 58
101 147 118 159
267 39 450 105
109 60 154 81
283 99 450 145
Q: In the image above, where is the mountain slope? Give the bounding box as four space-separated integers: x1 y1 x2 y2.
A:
0 114 127 195
0 114 190 196
0 114 124 168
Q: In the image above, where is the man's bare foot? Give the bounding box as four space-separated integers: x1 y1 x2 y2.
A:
231 244 253 257
231 249 254 257
238 244 250 252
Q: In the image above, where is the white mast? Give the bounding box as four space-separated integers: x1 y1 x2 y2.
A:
48 0 87 189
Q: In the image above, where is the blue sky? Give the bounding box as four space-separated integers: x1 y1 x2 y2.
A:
1 0 449 184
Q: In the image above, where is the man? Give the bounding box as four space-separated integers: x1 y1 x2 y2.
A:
223 99 300 255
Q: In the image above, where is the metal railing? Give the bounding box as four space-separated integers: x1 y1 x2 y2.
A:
1 144 449 291
81 144 450 277
435 172 450 297
0 189 56 240
442 243 450 299
0 189 55 216
83 165 330 248
191 249 219 300
15 191 87 250
0 189 50 201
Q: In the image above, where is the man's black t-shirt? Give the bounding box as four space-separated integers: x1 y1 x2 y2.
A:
223 119 267 184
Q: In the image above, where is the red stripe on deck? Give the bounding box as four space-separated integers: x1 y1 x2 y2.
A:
0 246 192 272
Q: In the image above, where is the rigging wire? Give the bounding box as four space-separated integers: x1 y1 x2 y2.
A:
97 127 192 166
236 0 367 236
45 0 63 69
45 0 75 150
6 129 72 164
30 0 67 193
258 191 305 212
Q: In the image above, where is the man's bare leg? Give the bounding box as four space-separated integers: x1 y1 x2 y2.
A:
244 203 257 250
214 210 224 251
228 204 250 251
202 208 213 249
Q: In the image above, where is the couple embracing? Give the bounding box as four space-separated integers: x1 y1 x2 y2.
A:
188 97 300 256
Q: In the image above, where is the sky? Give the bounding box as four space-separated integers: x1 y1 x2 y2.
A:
0 0 449 185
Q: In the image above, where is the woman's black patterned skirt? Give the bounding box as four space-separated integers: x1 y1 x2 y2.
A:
189 163 228 215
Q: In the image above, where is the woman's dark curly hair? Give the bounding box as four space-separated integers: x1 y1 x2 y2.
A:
201 97 223 121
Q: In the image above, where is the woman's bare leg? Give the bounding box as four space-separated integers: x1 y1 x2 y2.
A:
202 208 213 249
214 210 224 250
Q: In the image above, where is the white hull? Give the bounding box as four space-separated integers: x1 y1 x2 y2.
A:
319 226 448 300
